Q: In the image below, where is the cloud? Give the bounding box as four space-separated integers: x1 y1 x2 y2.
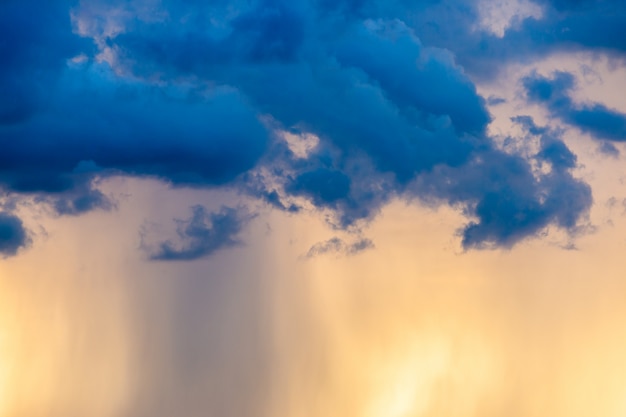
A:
487 96 507 106
305 237 375 258
333 20 491 135
391 0 626 80
0 0 91 124
0 71 269 191
523 71 626 142
530 0 626 54
0 212 30 257
598 141 620 157
286 169 352 209
0 0 605 254
414 117 592 248
32 178 115 216
79 3 595 248
0 0 269 203
146 205 253 261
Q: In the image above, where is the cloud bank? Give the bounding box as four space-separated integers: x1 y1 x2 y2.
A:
1 0 617 257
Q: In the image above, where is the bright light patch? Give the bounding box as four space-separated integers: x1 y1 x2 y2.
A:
281 131 320 159
367 341 450 417
476 0 543 37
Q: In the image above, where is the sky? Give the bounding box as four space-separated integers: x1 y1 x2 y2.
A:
1 0 626 416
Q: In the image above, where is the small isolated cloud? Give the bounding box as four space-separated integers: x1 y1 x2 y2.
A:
305 237 375 259
487 95 507 106
523 71 626 142
0 212 30 257
146 205 254 261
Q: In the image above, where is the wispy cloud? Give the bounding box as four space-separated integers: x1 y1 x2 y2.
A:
523 71 626 142
305 237 375 258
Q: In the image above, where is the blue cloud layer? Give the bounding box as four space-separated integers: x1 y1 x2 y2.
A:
407 0 626 80
1 0 612 257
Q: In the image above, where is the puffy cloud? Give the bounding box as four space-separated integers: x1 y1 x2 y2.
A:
0 71 268 191
0 0 269 203
0 0 604 255
398 0 626 80
414 117 592 248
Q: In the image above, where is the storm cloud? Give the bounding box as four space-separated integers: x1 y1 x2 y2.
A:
403 0 626 80
0 0 609 256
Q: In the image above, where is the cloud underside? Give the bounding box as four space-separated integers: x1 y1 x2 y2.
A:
2 0 622 257
523 71 626 142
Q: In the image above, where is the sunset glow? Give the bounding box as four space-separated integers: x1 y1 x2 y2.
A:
1 0 626 416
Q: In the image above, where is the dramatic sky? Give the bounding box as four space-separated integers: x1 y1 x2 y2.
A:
1 0 626 416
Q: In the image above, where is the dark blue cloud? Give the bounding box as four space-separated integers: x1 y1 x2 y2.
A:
0 69 268 191
391 0 626 80
287 169 351 208
0 0 269 206
147 206 253 261
333 21 490 135
36 181 115 216
523 71 626 142
415 117 592 248
538 138 577 169
0 212 30 257
0 0 91 124
0 0 601 255
531 0 626 52
513 115 578 170
91 9 505 232
116 16 485 179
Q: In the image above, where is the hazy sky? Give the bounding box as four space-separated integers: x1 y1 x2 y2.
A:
1 0 626 416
